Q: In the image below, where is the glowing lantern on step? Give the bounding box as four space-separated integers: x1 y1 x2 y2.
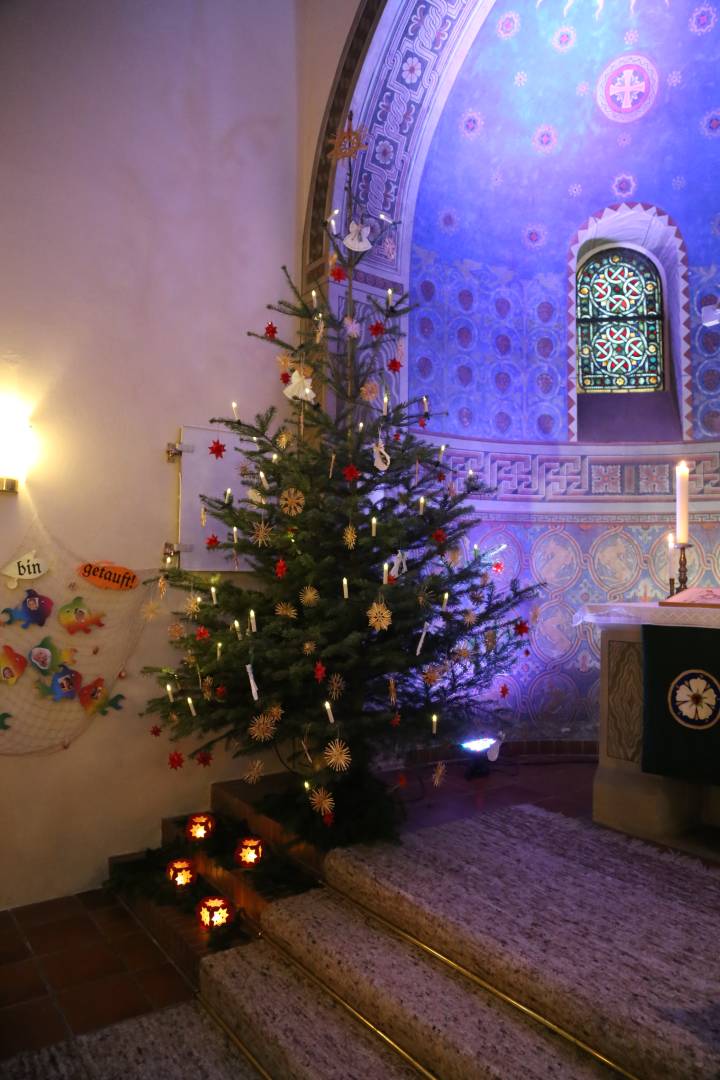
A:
185 813 216 841
197 896 234 930
166 858 196 888
234 836 264 866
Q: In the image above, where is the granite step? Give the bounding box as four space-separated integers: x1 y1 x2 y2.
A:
260 887 608 1080
324 806 720 1080
200 938 418 1080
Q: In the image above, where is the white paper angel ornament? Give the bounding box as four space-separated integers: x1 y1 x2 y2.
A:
283 368 316 403
344 221 372 252
373 438 390 473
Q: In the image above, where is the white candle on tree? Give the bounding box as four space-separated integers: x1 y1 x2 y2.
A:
383 562 389 585
187 696 197 717
166 683 174 703
371 516 377 537
675 461 689 544
249 609 257 632
342 577 349 599
324 700 334 724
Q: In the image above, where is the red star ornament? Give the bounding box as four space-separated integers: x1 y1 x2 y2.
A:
342 464 360 483
393 432 402 442
500 683 510 699
208 440 226 459
264 321 278 340
369 321 385 338
206 534 220 549
314 660 327 682
196 751 213 767
168 751 184 770
322 811 335 827
215 685 227 699
515 619 530 637
418 417 427 428
330 266 347 283
195 626 210 641
388 358 402 373
280 371 291 385
150 725 162 737
275 558 288 578
492 561 505 574
432 528 447 545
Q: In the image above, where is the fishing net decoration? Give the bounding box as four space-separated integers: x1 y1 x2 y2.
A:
0 520 157 755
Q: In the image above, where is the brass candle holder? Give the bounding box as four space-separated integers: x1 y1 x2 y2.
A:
676 543 692 593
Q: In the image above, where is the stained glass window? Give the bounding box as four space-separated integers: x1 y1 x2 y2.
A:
577 248 663 393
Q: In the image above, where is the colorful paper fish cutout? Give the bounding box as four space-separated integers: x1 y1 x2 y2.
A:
57 597 105 635
78 677 124 716
27 636 78 675
36 663 83 702
0 644 28 685
2 589 54 629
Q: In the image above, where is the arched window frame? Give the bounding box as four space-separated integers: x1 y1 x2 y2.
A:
567 203 692 442
576 243 668 395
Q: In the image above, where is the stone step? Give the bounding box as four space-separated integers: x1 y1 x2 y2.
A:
260 887 607 1080
324 807 720 1080
200 938 418 1080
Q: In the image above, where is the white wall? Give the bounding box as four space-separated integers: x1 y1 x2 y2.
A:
0 0 308 908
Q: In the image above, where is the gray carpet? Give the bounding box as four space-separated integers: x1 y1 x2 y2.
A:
325 804 720 1080
1 1001 257 1080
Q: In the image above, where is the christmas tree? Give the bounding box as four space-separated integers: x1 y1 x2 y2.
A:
146 118 536 848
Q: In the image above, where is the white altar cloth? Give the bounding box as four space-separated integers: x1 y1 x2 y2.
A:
574 601 720 631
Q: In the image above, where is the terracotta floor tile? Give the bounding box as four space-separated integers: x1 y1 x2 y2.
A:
24 914 103 956
13 896 83 929
0 958 47 1008
76 888 118 911
134 963 194 1008
57 971 152 1035
111 930 166 972
0 928 30 966
0 996 67 1060
90 905 138 940
40 941 126 992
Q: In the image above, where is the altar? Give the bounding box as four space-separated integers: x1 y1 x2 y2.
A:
576 602 720 857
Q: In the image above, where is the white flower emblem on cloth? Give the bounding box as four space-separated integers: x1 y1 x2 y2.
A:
668 669 720 730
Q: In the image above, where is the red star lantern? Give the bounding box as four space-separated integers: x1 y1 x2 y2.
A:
196 751 213 767
330 266 347 283
195 626 210 641
150 725 162 737
280 371 291 385
342 464 360 483
369 321 385 338
264 322 278 340
388 358 402 373
167 859 196 888
197 896 234 930
206 534 220 549
168 751 184 770
492 561 505 574
186 813 216 841
314 660 327 682
208 440 226 459
500 683 510 699
432 528 447 545
275 558 288 578
418 417 427 428
515 619 530 637
234 837 264 866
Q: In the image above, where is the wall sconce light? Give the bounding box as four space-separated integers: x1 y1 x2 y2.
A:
0 395 37 493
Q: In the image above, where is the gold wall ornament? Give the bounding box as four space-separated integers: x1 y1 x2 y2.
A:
248 712 277 742
327 121 368 161
324 738 351 772
367 599 392 631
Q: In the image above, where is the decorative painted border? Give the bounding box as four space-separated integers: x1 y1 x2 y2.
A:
567 203 693 442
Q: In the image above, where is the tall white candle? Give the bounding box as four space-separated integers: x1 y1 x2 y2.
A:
225 488 232 504
383 562 389 585
419 496 425 515
371 516 377 537
324 700 335 724
210 586 217 606
245 664 259 701
439 444 446 463
187 696 197 717
431 713 438 736
233 619 242 640
249 609 257 633
166 683 174 703
422 395 429 414
416 621 429 656
383 392 389 416
216 642 222 661
259 471 269 490
675 461 689 544
233 526 238 544
442 592 448 611
342 577 349 599
387 288 393 305
231 401 238 420
311 289 317 309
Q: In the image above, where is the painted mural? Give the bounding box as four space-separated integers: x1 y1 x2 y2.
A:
409 0 720 441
